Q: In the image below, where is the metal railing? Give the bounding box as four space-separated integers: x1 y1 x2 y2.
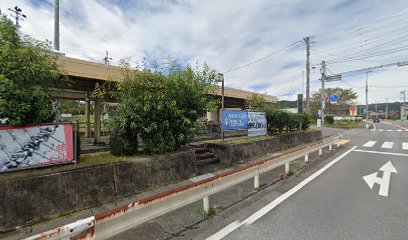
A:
26 136 342 240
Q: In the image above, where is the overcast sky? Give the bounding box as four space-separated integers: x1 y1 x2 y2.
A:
2 0 408 105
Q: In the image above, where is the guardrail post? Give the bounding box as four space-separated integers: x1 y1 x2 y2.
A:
203 196 210 214
254 174 260 190
305 154 309 163
319 148 323 156
285 162 290 174
329 144 332 150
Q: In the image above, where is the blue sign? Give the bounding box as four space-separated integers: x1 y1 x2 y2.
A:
222 111 248 130
330 94 338 103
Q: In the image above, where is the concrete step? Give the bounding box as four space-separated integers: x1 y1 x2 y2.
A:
194 147 208 154
196 152 214 159
197 157 220 167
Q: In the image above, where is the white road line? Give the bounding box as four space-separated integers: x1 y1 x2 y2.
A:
379 129 384 131
387 129 393 132
206 146 358 240
403 143 408 150
363 141 377 148
381 142 394 149
353 149 408 157
397 130 402 132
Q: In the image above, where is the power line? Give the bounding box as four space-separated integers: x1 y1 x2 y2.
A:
222 41 302 74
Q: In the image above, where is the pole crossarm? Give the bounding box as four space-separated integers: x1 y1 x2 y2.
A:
326 60 408 78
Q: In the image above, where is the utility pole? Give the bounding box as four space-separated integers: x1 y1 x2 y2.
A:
54 0 60 50
401 90 406 120
385 98 389 120
8 6 26 28
320 60 326 138
303 37 311 112
103 51 112 65
365 71 372 122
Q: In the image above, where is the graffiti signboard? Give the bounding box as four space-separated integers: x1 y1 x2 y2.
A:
221 110 248 130
0 123 76 173
248 112 267 137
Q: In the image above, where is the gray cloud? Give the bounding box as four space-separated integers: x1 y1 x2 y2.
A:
2 0 408 105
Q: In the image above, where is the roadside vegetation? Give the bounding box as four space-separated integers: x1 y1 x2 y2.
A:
108 59 218 155
0 15 67 126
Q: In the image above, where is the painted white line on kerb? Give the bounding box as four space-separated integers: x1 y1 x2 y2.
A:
206 146 358 240
381 142 394 149
353 149 408 157
363 141 377 148
403 143 408 150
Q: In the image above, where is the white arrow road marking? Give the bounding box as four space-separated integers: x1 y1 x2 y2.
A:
403 143 408 150
363 141 377 147
381 142 394 149
363 161 397 197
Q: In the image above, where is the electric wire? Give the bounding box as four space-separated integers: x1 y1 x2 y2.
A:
222 41 302 74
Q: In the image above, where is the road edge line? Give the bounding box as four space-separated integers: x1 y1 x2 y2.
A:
206 146 357 240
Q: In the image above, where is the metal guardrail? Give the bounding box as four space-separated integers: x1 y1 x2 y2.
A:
26 136 342 240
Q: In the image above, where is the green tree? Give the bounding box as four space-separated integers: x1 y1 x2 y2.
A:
0 15 65 125
109 59 217 155
245 94 268 111
310 87 358 117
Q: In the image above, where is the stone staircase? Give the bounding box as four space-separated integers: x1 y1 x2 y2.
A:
191 143 220 167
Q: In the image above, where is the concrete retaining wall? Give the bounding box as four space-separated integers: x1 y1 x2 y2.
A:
207 131 322 165
0 150 196 232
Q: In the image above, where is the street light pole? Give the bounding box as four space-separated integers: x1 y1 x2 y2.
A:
385 98 389 120
217 73 225 141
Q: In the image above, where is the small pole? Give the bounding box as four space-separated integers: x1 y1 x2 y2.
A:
319 148 323 156
285 162 290 174
254 174 260 190
305 154 309 163
329 144 332 150
203 196 210 214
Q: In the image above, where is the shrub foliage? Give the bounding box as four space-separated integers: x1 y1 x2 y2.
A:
0 15 65 125
265 109 311 135
109 60 217 155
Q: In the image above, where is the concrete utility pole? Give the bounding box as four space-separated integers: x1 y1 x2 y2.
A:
385 98 389 120
320 60 326 138
8 6 26 28
54 0 60 50
401 90 406 120
365 71 372 121
303 37 311 112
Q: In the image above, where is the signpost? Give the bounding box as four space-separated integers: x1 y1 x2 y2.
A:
221 111 268 138
248 112 267 137
0 123 76 173
221 110 248 131
330 94 338 104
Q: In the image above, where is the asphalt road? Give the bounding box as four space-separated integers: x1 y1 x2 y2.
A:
200 124 408 240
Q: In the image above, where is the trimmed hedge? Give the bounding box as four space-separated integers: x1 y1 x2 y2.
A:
265 110 311 135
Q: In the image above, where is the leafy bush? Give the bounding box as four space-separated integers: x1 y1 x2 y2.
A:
265 110 310 135
325 115 335 124
0 15 65 125
109 60 217 155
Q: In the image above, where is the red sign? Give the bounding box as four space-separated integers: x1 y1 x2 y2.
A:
0 123 76 172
